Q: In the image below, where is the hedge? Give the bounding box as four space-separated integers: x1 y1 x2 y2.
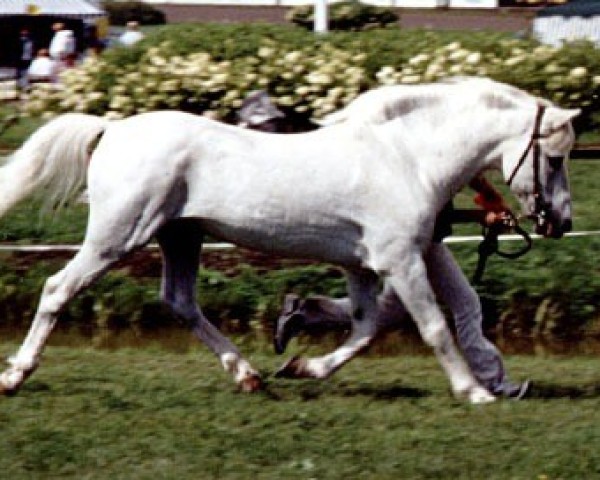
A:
20 24 600 134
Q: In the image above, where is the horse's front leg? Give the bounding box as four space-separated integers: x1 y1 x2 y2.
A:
276 268 379 379
385 248 494 404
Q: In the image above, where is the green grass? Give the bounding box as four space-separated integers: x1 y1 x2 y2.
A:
0 104 43 153
0 345 598 479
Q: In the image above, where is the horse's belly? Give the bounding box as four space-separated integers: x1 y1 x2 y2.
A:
197 218 365 268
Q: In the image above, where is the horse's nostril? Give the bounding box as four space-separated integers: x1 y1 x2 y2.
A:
562 219 573 233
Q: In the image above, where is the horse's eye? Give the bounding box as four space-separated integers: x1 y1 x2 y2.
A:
548 156 564 171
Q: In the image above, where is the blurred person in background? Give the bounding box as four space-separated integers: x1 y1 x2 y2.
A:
27 49 57 84
49 22 76 67
119 21 144 46
17 28 34 89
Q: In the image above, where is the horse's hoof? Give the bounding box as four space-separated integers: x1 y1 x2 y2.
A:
274 355 308 378
0 378 20 397
0 363 35 397
464 386 496 404
239 373 264 393
0 385 19 397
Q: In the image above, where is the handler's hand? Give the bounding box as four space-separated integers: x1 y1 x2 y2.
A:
484 210 515 230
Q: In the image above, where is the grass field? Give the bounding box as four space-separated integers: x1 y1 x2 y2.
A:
0 344 598 479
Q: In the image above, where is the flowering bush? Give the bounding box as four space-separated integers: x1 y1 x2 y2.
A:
232 42 366 119
23 41 367 121
21 25 600 133
374 39 600 130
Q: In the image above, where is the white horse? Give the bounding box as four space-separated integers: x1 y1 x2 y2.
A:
0 77 578 403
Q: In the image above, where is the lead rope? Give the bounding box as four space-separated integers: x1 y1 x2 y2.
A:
472 213 532 284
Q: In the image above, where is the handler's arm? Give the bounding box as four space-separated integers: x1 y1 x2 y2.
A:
452 175 513 227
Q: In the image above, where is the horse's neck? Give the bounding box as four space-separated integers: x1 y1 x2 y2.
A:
381 106 519 205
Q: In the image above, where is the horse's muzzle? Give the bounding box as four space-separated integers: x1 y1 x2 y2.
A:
535 217 572 239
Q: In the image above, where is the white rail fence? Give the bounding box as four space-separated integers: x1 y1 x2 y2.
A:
1 231 600 254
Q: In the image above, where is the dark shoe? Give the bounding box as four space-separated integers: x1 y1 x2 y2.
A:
274 294 306 355
504 379 531 400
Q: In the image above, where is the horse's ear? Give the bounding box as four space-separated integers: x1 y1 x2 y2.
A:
542 107 581 135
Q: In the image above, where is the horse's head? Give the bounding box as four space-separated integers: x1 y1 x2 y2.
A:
502 103 580 239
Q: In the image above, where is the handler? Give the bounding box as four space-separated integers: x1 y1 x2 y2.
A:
275 174 531 400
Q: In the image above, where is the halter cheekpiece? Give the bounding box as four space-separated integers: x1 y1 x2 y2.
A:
505 105 551 229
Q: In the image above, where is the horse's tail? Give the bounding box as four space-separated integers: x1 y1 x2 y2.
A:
0 113 109 218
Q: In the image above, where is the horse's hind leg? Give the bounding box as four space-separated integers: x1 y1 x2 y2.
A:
157 221 261 392
1 183 171 394
0 245 115 394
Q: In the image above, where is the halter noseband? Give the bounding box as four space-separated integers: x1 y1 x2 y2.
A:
505 105 551 229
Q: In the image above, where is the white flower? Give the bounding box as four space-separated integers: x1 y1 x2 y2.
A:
212 73 228 84
306 72 332 85
258 47 275 58
409 53 430 65
328 87 344 98
284 51 302 63
449 64 463 74
400 74 421 84
534 45 557 56
444 42 461 52
449 49 469 61
569 67 588 78
295 86 310 96
203 110 219 120
377 66 396 76
504 56 525 67
277 96 295 106
544 63 562 74
104 111 124 120
465 52 482 65
150 56 167 67
425 64 443 76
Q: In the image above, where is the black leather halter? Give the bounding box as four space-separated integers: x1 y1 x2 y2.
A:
506 105 551 229
473 105 547 284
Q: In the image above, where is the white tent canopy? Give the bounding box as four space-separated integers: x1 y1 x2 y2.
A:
0 0 104 18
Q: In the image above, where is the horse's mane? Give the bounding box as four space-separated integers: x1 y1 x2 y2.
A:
321 77 543 127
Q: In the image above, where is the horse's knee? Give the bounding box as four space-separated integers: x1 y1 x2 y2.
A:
418 318 451 349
